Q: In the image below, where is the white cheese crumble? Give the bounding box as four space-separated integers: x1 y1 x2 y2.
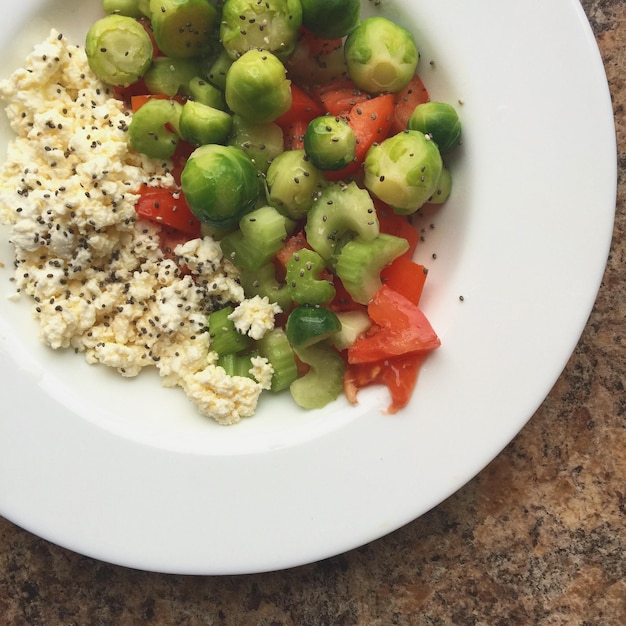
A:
0 30 275 425
228 295 281 340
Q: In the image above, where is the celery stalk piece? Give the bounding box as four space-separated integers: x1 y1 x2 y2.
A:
334 234 409 305
285 248 336 306
128 98 182 159
290 342 345 410
238 264 293 311
305 181 379 260
179 100 233 146
228 115 285 174
218 353 258 379
257 329 298 392
208 307 252 356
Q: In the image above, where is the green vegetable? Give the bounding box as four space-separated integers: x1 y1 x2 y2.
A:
218 353 258 379
265 149 326 219
427 166 452 204
285 306 341 349
363 130 443 214
208 306 252 355
179 100 233 146
332 310 372 351
181 144 261 228
305 181 379 260
85 15 153 87
187 76 227 110
289 342 345 409
334 233 409 304
220 0 302 61
228 115 284 174
257 328 298 392
300 0 360 40
225 49 292 124
304 116 356 171
344 16 418 94
408 102 462 154
143 57 203 97
220 205 295 270
128 98 182 159
103 0 145 17
238 263 292 311
206 51 234 91
148 0 217 59
285 248 336 306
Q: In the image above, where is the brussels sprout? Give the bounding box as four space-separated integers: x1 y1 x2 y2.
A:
300 0 360 40
85 15 153 87
220 0 302 60
427 166 452 204
265 149 327 219
344 17 418 95
408 102 462 154
187 76 226 110
225 49 292 124
364 130 443 214
228 115 284 173
103 0 144 17
304 116 356 171
206 51 234 91
181 144 261 228
148 0 217 59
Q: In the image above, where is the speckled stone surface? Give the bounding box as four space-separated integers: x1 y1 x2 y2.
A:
1 1 625 624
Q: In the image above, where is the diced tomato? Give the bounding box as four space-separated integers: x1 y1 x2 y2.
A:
169 140 196 186
113 79 149 105
130 93 187 113
275 84 324 128
380 256 428 306
391 74 430 135
312 77 370 116
329 278 367 313
324 93 395 181
274 230 311 279
348 285 440 363
375 199 419 258
343 352 427 413
159 225 193 260
135 185 202 237
283 119 308 151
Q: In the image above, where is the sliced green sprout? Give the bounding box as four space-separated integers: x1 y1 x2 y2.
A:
85 15 153 87
181 144 261 228
285 305 342 350
225 49 292 124
344 16 418 94
408 102 462 154
364 130 443 214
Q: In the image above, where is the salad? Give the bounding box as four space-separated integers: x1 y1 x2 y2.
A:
0 0 462 423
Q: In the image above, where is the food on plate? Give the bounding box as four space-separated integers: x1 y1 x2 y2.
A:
0 0 462 423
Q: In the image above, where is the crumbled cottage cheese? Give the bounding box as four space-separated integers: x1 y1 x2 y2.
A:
0 30 274 425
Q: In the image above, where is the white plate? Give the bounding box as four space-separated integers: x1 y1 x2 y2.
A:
0 0 616 574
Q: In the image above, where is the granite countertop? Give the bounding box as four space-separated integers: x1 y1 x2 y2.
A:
1 1 624 623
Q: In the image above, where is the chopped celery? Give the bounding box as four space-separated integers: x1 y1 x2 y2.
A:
218 352 258 380
228 115 285 174
285 248 335 305
238 263 293 311
285 305 341 349
188 76 227 110
208 307 252 355
290 342 345 410
220 205 295 271
334 233 409 305
128 98 182 159
144 57 203 97
179 100 233 146
305 181 379 260
257 328 298 392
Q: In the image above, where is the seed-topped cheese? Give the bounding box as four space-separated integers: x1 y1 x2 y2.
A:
0 30 273 425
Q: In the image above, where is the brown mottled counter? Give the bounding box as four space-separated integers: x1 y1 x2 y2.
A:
1 0 624 623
